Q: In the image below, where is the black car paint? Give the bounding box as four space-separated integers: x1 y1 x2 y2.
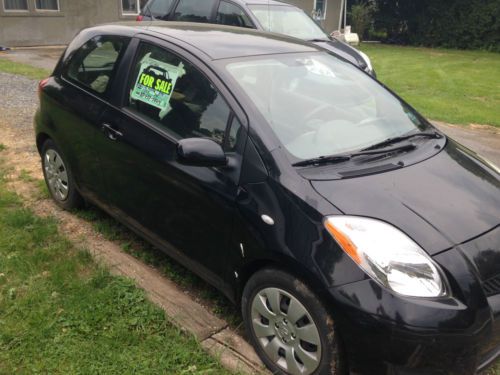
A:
35 23 500 374
139 0 372 74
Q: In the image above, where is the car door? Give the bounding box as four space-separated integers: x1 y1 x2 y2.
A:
97 38 247 290
55 35 130 201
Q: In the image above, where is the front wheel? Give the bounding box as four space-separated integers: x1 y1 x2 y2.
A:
41 139 83 210
242 268 345 375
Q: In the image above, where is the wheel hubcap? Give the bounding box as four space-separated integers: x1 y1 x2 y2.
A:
44 149 69 201
251 287 322 375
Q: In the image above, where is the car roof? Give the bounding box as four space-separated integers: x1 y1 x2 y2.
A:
90 22 320 60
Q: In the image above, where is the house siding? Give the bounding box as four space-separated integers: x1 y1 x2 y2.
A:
286 0 342 33
0 0 137 47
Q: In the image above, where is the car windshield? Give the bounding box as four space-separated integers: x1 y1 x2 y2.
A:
223 53 428 160
248 5 328 41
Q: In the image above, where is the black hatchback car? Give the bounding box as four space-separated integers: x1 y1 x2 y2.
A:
35 23 500 375
137 0 375 76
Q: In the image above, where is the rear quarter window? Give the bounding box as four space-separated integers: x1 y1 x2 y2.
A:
64 36 129 95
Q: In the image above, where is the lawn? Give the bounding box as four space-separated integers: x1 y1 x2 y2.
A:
0 58 50 80
360 44 500 127
0 154 230 374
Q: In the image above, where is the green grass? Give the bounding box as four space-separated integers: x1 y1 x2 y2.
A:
0 164 231 374
0 144 5 152
486 359 500 375
0 58 50 80
19 169 36 183
36 179 50 199
489 363 500 375
359 44 500 127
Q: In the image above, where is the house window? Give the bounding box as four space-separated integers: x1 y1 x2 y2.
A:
313 0 327 20
121 0 146 15
35 0 59 11
4 0 29 11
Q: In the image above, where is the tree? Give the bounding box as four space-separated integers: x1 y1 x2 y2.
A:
370 0 500 51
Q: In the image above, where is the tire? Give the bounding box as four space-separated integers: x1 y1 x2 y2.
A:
41 139 83 210
242 268 345 375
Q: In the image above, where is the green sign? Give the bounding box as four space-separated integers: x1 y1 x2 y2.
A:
131 53 186 118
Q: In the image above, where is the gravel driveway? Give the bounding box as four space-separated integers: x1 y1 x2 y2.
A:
0 72 39 160
0 72 38 130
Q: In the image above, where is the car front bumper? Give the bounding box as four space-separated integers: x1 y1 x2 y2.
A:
328 228 500 374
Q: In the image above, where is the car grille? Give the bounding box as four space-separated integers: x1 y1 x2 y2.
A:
483 273 500 297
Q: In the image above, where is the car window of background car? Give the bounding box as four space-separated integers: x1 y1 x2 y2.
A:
144 0 174 18
248 5 328 41
224 53 426 160
127 43 236 148
172 0 217 22
216 1 254 28
65 36 129 95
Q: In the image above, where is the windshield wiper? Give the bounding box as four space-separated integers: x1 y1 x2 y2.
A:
362 131 442 151
292 143 416 167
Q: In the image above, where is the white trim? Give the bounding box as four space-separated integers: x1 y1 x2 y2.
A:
34 0 60 12
121 0 141 15
338 0 344 30
313 0 327 20
3 0 29 12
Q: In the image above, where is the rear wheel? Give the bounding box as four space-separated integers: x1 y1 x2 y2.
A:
242 268 345 375
41 139 83 210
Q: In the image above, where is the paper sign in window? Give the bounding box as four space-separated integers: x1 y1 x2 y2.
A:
131 53 186 118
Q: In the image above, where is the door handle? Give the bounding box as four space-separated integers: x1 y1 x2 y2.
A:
102 123 123 141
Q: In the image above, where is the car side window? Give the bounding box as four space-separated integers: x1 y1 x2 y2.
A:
145 0 174 19
172 0 217 22
216 1 254 28
65 36 129 95
127 43 234 148
226 116 243 151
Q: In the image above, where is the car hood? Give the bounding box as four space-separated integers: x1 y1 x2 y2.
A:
310 141 500 254
313 39 367 70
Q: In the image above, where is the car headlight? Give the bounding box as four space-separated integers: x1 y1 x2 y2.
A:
358 50 374 74
325 216 446 297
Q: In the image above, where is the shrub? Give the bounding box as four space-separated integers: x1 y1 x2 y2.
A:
372 0 500 52
350 2 375 40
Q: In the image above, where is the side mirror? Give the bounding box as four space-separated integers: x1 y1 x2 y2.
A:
177 138 227 167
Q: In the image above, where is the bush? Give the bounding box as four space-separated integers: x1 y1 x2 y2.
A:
350 2 375 40
372 0 500 52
